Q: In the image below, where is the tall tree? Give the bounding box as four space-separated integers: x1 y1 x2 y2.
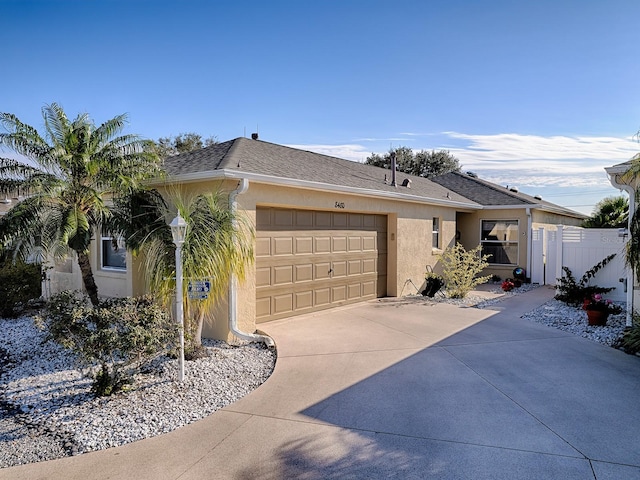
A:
0 103 162 305
365 146 461 178
154 133 218 159
582 196 628 228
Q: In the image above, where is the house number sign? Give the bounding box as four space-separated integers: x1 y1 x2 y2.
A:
335 201 345 209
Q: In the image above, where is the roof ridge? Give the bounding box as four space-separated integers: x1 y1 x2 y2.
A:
451 171 534 204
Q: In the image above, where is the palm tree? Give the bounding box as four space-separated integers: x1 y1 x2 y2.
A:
120 189 254 353
582 196 629 228
0 103 162 305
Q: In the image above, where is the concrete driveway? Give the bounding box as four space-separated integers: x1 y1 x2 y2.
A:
3 286 640 479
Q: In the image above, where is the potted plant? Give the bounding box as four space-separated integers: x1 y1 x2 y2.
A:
582 294 622 326
422 271 444 297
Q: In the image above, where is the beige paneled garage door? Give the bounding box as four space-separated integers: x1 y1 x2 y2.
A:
255 207 387 322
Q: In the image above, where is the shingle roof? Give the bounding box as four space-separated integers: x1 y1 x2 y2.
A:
163 137 584 217
164 137 477 207
432 171 585 217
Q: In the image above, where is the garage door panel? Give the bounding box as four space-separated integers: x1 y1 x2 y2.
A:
332 285 347 302
332 261 347 277
274 209 294 227
363 280 376 296
332 236 347 252
348 236 362 251
256 297 271 319
295 264 313 282
295 291 313 309
256 237 271 257
347 283 361 299
362 236 376 251
256 267 271 287
333 213 348 227
273 265 293 285
315 236 331 253
315 288 331 306
256 207 387 322
315 262 332 279
348 260 361 275
273 237 293 255
295 210 313 226
296 237 313 254
273 293 293 315
362 258 376 274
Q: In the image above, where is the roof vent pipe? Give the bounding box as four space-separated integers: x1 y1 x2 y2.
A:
251 133 259 140
390 152 397 187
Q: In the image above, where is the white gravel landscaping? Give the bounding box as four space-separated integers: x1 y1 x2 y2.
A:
0 316 275 468
0 284 629 469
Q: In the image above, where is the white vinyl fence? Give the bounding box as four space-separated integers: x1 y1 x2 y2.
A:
530 226 628 302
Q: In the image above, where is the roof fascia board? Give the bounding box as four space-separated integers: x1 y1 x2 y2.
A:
158 169 481 210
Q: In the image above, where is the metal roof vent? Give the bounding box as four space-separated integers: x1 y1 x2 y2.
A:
401 178 411 188
466 171 478 178
251 133 259 140
534 195 542 200
509 186 519 193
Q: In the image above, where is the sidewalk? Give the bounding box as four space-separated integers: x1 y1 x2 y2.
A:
3 286 640 479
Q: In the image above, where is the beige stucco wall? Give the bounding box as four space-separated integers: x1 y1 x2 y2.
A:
455 208 584 280
140 179 456 341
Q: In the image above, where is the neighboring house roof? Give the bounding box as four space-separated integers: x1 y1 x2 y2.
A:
432 171 586 219
163 137 479 209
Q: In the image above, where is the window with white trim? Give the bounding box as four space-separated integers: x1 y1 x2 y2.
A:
481 220 519 265
101 233 126 270
432 217 440 249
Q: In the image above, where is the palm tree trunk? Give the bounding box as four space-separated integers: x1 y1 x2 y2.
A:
76 250 100 306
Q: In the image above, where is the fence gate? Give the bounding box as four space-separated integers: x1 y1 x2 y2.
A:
530 226 628 302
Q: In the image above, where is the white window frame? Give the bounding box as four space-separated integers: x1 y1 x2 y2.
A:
101 233 127 271
432 217 441 250
480 219 519 266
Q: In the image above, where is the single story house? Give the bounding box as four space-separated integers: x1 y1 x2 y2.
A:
48 137 586 342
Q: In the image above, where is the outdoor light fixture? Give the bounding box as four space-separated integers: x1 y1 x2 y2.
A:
170 213 188 382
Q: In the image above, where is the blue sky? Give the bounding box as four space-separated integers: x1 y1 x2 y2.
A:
2 0 639 214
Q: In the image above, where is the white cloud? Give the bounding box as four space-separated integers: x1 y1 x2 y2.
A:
440 131 638 164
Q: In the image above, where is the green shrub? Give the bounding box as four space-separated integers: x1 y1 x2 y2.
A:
440 243 492 299
36 292 178 396
0 259 42 318
555 254 616 307
619 313 640 355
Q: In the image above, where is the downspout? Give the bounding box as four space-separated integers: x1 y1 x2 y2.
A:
228 178 275 347
526 207 532 282
609 173 634 327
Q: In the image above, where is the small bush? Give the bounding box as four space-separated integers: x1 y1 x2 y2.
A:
37 292 178 396
619 313 640 355
555 254 616 306
0 259 42 318
440 243 492 299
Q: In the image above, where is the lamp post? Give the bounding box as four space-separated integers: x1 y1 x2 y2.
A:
170 213 188 382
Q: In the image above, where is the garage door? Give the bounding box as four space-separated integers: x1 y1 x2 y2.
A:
255 207 387 322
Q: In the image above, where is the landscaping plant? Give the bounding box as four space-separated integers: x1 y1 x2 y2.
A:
0 258 42 318
36 291 177 396
555 254 616 306
440 243 491 298
619 313 640 355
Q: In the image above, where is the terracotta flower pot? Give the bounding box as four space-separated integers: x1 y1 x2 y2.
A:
586 310 608 326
